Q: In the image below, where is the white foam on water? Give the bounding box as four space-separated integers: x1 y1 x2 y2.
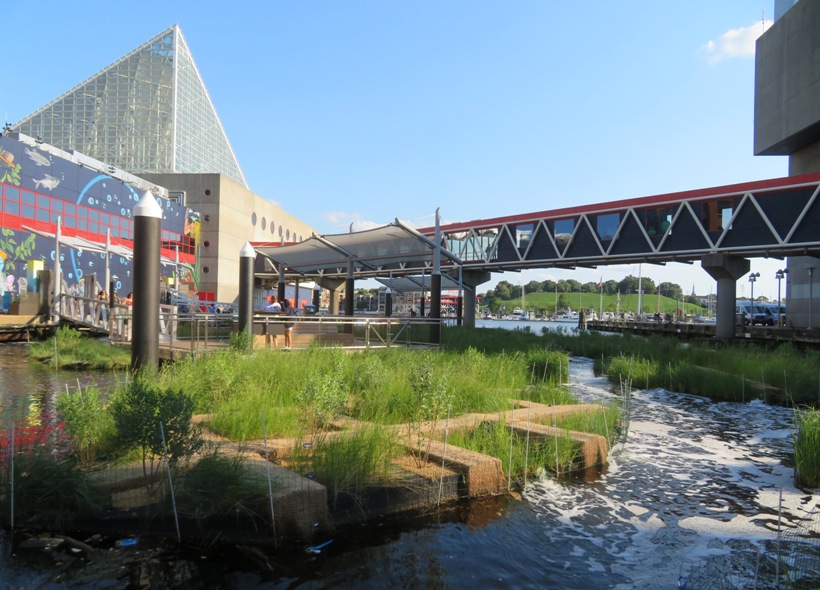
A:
521 359 819 589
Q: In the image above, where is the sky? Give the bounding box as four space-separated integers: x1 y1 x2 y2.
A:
2 1 792 300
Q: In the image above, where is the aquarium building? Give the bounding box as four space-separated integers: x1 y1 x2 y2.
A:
4 25 314 305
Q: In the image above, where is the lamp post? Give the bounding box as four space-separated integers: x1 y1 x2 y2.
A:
775 269 787 326
748 272 760 324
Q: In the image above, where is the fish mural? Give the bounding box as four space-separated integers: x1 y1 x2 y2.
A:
25 147 51 167
33 174 60 190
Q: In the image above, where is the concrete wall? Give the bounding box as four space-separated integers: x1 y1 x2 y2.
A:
142 173 315 302
754 0 820 156
754 0 820 330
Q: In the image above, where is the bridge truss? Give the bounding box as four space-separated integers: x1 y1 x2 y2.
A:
421 174 820 273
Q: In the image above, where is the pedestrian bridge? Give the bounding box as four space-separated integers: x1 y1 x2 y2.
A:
420 174 820 272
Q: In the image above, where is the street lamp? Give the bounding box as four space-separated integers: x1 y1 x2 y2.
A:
775 269 788 326
748 272 760 324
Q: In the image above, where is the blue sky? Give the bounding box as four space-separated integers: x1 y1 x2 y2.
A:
3 1 791 299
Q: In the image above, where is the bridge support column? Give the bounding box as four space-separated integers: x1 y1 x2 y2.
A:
460 270 491 328
701 254 750 339
318 277 345 314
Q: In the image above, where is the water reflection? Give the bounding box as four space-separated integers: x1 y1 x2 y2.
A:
0 343 122 426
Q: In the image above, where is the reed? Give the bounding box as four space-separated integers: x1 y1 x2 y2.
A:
794 407 820 488
172 448 273 518
448 418 579 485
289 424 400 506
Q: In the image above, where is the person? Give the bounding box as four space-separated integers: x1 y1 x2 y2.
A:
263 295 282 348
264 295 281 313
97 289 108 325
281 297 295 350
121 292 133 339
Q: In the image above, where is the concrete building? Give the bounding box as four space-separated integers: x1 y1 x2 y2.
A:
755 0 820 328
141 173 314 303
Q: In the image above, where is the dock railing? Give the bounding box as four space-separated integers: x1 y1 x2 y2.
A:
56 296 450 354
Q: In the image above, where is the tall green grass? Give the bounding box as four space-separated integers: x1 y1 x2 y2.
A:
448 417 580 485
794 408 820 488
289 425 401 506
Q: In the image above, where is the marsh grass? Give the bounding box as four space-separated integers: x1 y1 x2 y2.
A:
289 425 401 506
552 404 620 444
29 326 131 370
0 454 106 529
448 418 579 485
794 408 820 488
56 385 117 464
173 449 272 518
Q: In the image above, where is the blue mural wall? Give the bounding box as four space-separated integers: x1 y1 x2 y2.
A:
0 134 197 306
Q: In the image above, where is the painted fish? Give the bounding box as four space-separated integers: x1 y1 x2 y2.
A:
0 149 14 168
33 174 60 190
25 147 50 167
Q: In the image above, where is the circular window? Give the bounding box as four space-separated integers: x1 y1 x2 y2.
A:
270 222 275 234
203 266 210 273
203 240 210 247
251 212 257 226
278 225 283 237
205 189 211 196
286 229 291 241
261 217 266 230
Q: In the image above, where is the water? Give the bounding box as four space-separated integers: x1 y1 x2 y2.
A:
0 342 817 588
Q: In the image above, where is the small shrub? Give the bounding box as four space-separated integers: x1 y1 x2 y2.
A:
110 374 203 478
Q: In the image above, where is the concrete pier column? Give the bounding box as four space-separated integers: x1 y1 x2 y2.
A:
460 270 491 327
131 192 162 373
238 242 255 349
701 254 750 339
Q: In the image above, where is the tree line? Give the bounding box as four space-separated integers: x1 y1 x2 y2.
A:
482 275 701 306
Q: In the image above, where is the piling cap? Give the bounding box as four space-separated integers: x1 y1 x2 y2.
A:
134 191 162 219
240 241 256 258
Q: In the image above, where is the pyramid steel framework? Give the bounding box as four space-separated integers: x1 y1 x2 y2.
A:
13 25 247 188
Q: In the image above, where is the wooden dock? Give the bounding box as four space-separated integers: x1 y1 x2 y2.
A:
587 319 820 348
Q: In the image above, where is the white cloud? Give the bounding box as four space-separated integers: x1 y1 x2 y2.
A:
701 19 772 64
325 211 385 232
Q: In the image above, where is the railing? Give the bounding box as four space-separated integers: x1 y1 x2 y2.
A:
252 313 447 349
58 294 179 343
56 297 448 353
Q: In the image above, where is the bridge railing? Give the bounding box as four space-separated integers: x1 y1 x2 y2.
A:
58 295 178 343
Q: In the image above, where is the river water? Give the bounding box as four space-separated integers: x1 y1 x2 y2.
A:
0 326 817 588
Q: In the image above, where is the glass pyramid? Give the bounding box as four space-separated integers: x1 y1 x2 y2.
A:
13 25 247 188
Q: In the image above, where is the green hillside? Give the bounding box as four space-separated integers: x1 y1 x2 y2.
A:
488 292 706 316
